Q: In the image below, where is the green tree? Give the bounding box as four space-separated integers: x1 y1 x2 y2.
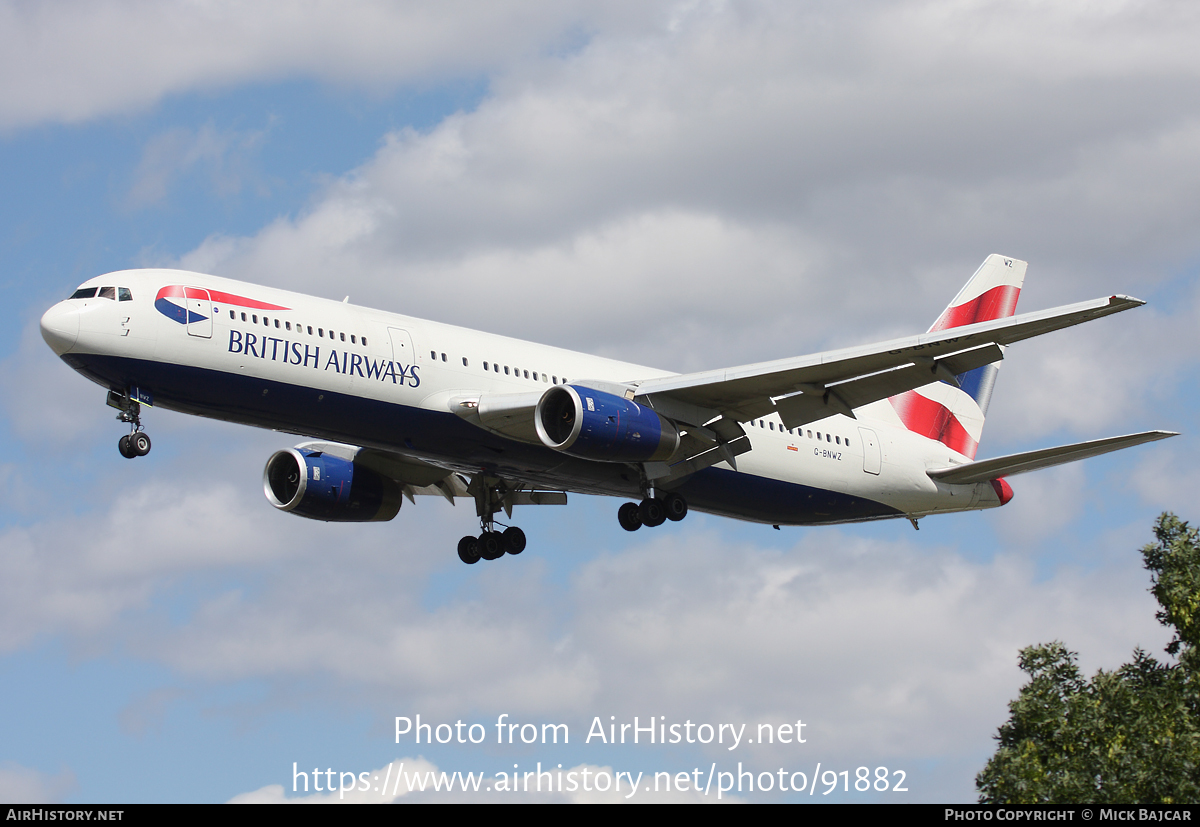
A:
976 513 1200 804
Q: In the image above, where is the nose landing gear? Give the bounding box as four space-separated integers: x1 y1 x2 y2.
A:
118 432 151 458
108 390 151 459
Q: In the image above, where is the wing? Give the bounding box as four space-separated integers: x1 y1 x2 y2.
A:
633 295 1143 433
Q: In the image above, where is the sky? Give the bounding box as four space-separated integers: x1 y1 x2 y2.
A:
1 0 1198 804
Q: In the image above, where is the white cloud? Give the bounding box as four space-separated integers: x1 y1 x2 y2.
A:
0 0 663 131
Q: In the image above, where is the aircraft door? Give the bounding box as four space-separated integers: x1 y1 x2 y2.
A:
185 287 212 338
388 327 416 388
858 426 881 475
388 327 415 362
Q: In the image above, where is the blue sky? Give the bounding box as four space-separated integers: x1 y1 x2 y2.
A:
2 1 1198 803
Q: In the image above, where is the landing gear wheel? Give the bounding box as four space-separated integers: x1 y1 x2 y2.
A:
618 502 642 532
118 435 137 459
663 492 688 522
457 535 481 565
478 531 505 561
502 526 527 555
131 432 151 456
639 497 666 528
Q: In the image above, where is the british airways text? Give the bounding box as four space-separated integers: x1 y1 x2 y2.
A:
228 330 420 387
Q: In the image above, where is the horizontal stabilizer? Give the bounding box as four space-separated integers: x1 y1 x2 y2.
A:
926 430 1178 485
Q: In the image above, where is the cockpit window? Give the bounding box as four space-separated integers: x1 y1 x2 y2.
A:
118 287 132 301
97 287 116 300
69 287 97 299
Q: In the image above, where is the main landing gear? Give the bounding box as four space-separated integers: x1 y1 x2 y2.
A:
618 491 688 531
108 390 151 459
457 474 529 565
457 523 526 565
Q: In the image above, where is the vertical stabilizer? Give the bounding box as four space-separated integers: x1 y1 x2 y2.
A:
889 255 1027 458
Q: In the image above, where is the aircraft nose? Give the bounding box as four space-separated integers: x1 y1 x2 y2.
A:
40 302 79 355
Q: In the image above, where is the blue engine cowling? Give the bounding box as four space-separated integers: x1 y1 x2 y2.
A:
263 448 403 522
535 385 680 462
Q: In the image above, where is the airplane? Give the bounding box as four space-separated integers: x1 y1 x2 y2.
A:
39 254 1176 564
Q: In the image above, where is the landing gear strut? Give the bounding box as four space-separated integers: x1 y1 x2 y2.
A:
108 390 151 459
457 474 528 565
619 491 688 532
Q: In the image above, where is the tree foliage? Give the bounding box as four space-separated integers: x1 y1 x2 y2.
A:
976 513 1200 804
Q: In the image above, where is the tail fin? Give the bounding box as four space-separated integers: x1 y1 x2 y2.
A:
889 255 1027 458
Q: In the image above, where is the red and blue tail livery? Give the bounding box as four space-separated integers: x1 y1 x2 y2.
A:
888 255 1026 459
42 257 1175 564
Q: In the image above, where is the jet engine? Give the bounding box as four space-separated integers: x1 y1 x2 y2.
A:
263 448 403 522
535 385 679 462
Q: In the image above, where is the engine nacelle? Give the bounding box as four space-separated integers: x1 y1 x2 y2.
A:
535 385 680 463
263 448 403 522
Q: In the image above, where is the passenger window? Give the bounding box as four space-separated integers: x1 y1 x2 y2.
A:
362 337 367 346
241 313 247 321
319 329 324 337
98 287 116 300
835 436 841 445
484 361 489 370
286 322 292 331
431 350 436 359
118 288 132 301
275 319 281 328
442 353 447 362
253 315 258 323
494 364 500 373
462 357 468 367
69 287 97 299
504 366 510 375
350 335 355 344
553 376 558 384
523 370 529 379
340 332 345 342
532 372 538 380
307 326 313 334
